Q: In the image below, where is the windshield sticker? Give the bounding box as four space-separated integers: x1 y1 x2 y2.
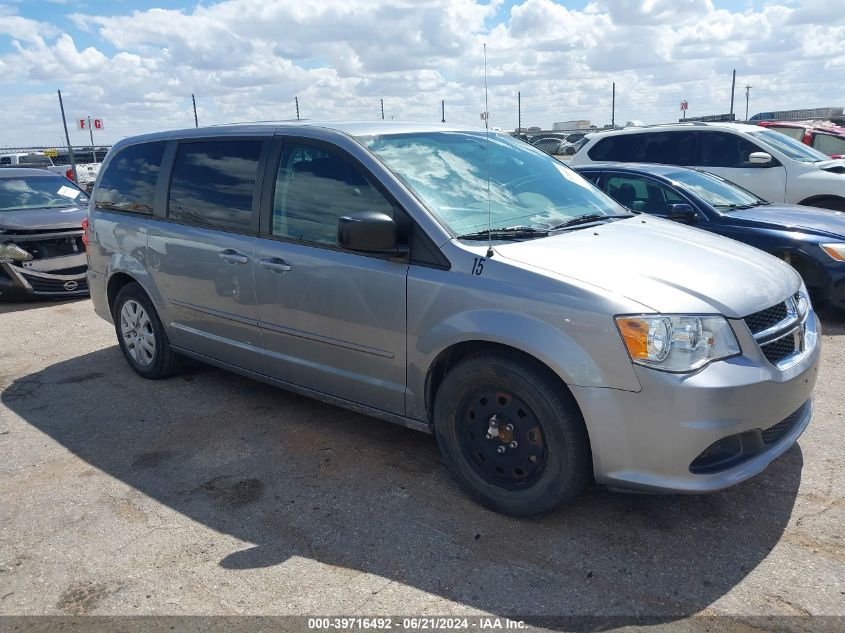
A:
57 185 81 199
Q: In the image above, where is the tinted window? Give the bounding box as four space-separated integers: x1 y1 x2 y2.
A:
588 131 696 165
272 144 393 245
168 140 261 230
605 174 683 215
95 141 166 214
588 135 634 161
700 132 768 168
812 133 845 156
0 157 10 165
630 132 696 165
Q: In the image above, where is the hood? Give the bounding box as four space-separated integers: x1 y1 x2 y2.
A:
494 217 799 318
816 159 845 174
0 205 87 232
726 203 845 238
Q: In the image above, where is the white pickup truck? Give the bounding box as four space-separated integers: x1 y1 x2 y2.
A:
0 151 100 191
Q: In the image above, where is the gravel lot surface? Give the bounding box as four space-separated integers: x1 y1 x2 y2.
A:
0 299 843 631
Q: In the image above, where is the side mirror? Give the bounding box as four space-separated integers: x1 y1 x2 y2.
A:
749 152 773 165
338 211 404 255
667 203 699 223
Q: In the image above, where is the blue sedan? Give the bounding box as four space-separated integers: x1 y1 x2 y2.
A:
574 163 845 310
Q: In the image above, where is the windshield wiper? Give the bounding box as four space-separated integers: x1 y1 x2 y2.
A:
456 226 550 240
550 213 631 230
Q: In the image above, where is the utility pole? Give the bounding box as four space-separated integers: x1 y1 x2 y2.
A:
56 90 77 183
381 98 385 120
611 82 616 128
295 96 300 120
518 91 521 133
87 116 96 163
441 99 445 123
745 84 752 122
192 93 198 127
729 69 736 119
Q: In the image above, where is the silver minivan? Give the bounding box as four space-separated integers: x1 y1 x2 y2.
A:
86 122 820 516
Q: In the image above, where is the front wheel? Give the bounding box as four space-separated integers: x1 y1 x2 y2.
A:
433 352 591 517
113 282 182 379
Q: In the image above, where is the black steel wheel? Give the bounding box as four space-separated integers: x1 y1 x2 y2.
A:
433 351 591 516
458 389 548 490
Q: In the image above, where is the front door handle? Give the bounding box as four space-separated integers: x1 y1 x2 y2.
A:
219 249 249 265
258 257 292 273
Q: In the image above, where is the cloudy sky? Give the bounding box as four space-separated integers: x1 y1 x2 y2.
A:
1 0 843 147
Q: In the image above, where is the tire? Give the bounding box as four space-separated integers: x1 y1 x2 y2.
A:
113 282 182 379
432 351 591 517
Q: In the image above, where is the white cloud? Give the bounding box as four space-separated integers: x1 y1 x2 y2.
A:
0 0 842 146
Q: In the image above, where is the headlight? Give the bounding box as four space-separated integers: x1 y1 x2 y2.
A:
0 243 33 262
820 243 845 262
616 314 740 373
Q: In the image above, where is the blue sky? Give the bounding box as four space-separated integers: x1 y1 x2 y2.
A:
0 0 840 146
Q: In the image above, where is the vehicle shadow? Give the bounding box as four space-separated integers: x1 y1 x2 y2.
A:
0 297 89 315
818 308 845 336
2 348 803 628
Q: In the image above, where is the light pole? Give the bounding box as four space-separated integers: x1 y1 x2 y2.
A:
745 85 752 122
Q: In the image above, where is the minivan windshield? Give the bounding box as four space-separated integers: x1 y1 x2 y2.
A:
749 129 829 163
358 131 631 236
667 169 765 211
0 175 88 212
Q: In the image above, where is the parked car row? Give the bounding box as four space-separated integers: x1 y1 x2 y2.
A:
0 151 101 191
570 121 845 211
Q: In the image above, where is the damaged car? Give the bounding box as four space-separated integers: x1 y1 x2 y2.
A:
0 168 89 300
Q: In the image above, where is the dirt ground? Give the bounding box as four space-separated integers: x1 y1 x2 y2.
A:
0 298 843 631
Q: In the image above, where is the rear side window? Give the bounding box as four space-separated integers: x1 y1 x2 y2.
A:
588 135 634 161
0 157 10 165
271 143 393 245
95 141 166 214
168 140 262 230
589 131 696 165
700 132 767 168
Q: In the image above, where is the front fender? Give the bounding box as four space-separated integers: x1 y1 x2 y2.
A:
406 307 642 421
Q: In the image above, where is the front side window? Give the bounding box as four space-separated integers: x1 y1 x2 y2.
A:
359 131 629 235
272 143 393 245
604 174 683 216
700 132 769 168
812 133 845 156
96 141 166 214
748 129 828 163
168 140 262 230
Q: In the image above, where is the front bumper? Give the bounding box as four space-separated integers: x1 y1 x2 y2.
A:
0 256 88 301
572 312 821 493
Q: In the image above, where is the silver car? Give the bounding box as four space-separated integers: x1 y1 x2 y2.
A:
86 122 820 516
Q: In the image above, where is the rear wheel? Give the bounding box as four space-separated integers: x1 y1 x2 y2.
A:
113 283 182 379
433 352 591 516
